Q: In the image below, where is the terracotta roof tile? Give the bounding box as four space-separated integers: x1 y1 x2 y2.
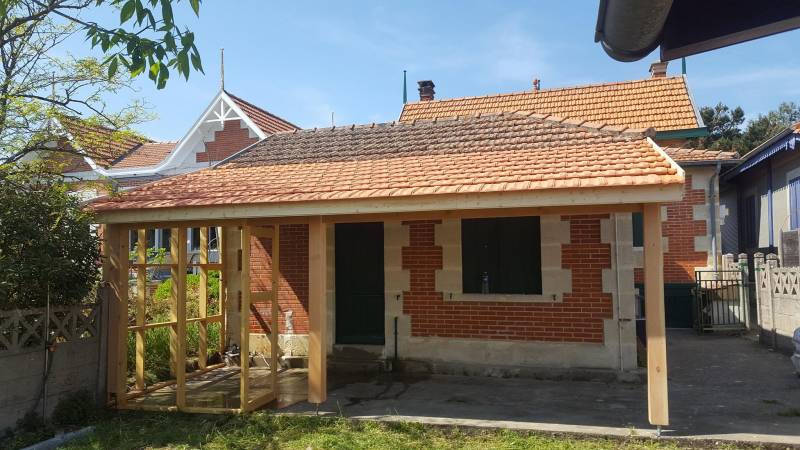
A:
662 147 739 163
59 116 151 168
225 91 299 134
91 113 682 212
111 142 177 169
400 76 701 131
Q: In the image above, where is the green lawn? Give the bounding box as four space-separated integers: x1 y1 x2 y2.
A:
54 411 758 450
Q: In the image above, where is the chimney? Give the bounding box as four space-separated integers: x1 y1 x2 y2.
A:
532 78 540 91
418 80 435 101
649 61 668 78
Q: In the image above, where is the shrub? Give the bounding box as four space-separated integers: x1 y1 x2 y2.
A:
0 163 100 309
50 389 97 429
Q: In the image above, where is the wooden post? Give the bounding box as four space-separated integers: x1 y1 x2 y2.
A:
643 203 668 426
270 226 280 397
198 227 208 369
218 226 227 351
135 229 146 390
308 217 327 404
240 226 251 408
171 227 188 408
103 224 129 407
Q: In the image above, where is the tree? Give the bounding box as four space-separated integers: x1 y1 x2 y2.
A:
694 102 800 154
1 0 204 164
0 162 101 310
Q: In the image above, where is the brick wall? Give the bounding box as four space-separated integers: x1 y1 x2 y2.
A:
634 173 708 284
249 224 309 335
196 120 257 163
401 216 613 343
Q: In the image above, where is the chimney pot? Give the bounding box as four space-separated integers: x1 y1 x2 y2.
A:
532 78 540 91
418 80 435 101
649 61 668 78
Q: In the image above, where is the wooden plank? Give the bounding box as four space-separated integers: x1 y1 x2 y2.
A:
122 403 179 412
122 219 245 230
240 226 251 409
125 362 226 400
172 227 188 409
101 225 124 405
270 225 280 398
181 406 241 414
643 203 669 426
246 391 276 412
308 217 327 404
199 227 208 370
116 226 130 407
135 229 146 390
218 226 227 351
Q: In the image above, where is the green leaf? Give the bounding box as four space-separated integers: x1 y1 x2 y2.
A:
161 0 173 26
108 57 119 78
189 0 200 16
177 51 190 79
190 51 203 72
156 65 169 89
120 0 135 23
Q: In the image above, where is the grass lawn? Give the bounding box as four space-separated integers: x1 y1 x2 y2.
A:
56 411 760 450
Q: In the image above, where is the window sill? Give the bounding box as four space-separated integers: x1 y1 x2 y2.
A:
444 292 561 303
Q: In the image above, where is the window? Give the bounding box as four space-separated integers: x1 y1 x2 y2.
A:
790 177 800 230
632 212 644 247
461 216 542 295
190 228 201 252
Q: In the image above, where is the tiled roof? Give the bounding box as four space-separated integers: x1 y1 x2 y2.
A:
111 142 177 169
226 91 299 134
400 76 701 131
90 113 682 212
662 147 739 163
59 116 152 168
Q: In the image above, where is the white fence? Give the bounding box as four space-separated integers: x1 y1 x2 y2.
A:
727 252 800 352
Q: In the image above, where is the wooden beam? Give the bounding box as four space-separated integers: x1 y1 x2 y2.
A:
643 203 669 426
218 226 227 351
308 217 327 404
240 226 251 409
135 229 146 390
198 227 208 370
270 225 280 398
102 224 129 407
171 227 188 409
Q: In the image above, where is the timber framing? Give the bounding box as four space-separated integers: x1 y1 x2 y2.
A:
101 200 670 424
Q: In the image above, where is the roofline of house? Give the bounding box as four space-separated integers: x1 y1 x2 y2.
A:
723 123 800 179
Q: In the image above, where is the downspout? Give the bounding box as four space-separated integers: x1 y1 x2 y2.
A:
768 159 775 251
709 162 721 271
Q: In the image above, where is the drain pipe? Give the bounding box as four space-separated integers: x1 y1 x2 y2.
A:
709 162 721 271
393 316 399 370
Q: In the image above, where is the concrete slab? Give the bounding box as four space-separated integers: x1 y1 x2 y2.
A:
281 330 800 445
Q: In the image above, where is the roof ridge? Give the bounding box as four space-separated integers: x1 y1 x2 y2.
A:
402 76 686 108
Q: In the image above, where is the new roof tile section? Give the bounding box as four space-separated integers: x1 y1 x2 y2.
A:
226 91 299 134
662 147 739 163
59 116 151 168
111 142 177 169
400 76 701 131
90 113 683 211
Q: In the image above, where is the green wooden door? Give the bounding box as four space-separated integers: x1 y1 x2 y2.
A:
335 222 385 345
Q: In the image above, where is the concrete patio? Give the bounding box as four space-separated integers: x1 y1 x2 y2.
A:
282 330 800 445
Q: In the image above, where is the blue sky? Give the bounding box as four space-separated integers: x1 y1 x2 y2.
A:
69 1 800 141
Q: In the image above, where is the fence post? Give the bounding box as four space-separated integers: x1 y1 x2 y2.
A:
722 253 735 278
738 253 750 328
766 253 779 349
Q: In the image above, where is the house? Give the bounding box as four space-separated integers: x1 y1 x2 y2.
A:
720 123 800 263
47 90 298 259
91 108 682 425
400 62 739 327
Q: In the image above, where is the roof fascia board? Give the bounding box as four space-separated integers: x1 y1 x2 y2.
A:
94 183 685 224
682 74 706 129
655 127 708 140
220 91 268 140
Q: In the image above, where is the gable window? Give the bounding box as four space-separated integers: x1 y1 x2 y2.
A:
790 177 800 230
461 216 542 295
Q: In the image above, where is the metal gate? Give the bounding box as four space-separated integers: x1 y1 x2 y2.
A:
693 270 750 332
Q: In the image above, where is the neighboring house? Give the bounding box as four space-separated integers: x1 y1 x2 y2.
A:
93 110 683 425
400 62 739 327
47 89 298 260
720 123 800 265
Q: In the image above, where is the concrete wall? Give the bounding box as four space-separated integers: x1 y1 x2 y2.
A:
0 303 105 431
753 254 800 353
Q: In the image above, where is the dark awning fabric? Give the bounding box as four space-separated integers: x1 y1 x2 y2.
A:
732 132 800 176
596 0 800 62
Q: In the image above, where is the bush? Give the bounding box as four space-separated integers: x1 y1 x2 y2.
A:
0 163 100 309
50 390 97 429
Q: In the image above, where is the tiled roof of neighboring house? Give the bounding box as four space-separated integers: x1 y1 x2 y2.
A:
90 113 683 212
226 91 299 134
662 147 739 163
400 76 701 131
58 116 152 168
111 142 177 169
